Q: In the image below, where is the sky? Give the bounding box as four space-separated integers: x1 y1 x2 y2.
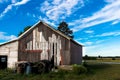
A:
0 0 120 56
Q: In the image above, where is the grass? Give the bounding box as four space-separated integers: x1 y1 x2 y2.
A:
84 57 120 63
0 62 120 80
86 59 120 62
84 63 120 80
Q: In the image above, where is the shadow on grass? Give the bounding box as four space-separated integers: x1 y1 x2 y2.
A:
84 63 111 75
115 78 120 80
87 63 111 70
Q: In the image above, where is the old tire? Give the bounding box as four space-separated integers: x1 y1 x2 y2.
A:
37 62 46 74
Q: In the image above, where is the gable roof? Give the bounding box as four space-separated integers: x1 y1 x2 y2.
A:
18 21 71 40
0 20 82 46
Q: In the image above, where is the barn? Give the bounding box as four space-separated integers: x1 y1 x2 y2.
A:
0 21 82 68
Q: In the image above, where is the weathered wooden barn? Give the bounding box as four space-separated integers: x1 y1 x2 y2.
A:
0 21 82 68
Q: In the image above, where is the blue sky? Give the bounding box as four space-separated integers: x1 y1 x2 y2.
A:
0 0 120 56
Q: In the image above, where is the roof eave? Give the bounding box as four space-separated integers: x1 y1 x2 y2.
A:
0 39 18 46
18 20 42 39
70 39 83 47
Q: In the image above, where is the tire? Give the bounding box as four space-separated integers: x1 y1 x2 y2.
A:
37 62 45 74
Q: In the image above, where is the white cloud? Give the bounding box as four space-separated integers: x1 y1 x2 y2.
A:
76 38 83 41
0 5 12 18
80 39 105 47
96 31 120 37
11 0 17 3
40 0 85 21
84 41 120 56
84 30 94 34
84 41 93 46
0 32 17 41
96 40 105 44
70 0 120 32
52 0 62 5
42 18 57 27
111 19 120 25
105 0 118 3
14 0 29 6
0 0 30 18
26 12 36 19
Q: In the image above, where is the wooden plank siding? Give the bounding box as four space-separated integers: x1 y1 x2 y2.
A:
18 23 71 66
70 40 82 64
0 40 18 68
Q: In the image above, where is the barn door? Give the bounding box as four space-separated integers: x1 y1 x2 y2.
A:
53 43 57 66
49 43 57 66
0 56 7 69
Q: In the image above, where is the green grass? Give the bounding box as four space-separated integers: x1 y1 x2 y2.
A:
84 63 120 80
85 59 120 62
0 63 120 80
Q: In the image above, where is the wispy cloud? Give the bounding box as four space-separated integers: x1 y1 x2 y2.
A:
81 31 120 47
70 0 120 32
14 0 29 6
40 0 85 21
26 12 36 18
96 31 120 37
0 32 17 41
84 41 120 56
84 41 93 46
105 0 118 3
42 17 57 27
0 5 12 18
0 0 30 18
76 38 83 41
76 31 120 47
96 40 105 44
84 30 94 34
79 39 105 47
11 0 17 3
111 19 120 25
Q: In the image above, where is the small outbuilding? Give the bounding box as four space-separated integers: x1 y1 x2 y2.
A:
0 21 82 68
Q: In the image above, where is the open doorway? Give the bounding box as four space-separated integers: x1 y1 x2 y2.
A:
0 56 7 69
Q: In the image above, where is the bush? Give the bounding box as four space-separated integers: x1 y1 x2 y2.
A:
82 62 88 67
112 57 116 60
72 64 87 75
57 69 69 75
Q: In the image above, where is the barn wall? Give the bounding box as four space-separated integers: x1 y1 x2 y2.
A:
37 24 71 65
18 28 42 62
0 41 18 68
70 41 82 64
60 37 70 65
18 23 71 65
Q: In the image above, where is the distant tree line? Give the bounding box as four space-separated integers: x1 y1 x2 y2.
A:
83 55 120 60
83 55 97 60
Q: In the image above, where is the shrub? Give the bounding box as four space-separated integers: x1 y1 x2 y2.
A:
82 61 88 67
112 57 116 60
57 69 68 75
72 64 87 75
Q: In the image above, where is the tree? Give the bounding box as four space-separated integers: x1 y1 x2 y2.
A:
57 21 74 38
84 55 89 60
18 31 23 37
18 26 31 36
23 26 31 32
98 55 101 58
